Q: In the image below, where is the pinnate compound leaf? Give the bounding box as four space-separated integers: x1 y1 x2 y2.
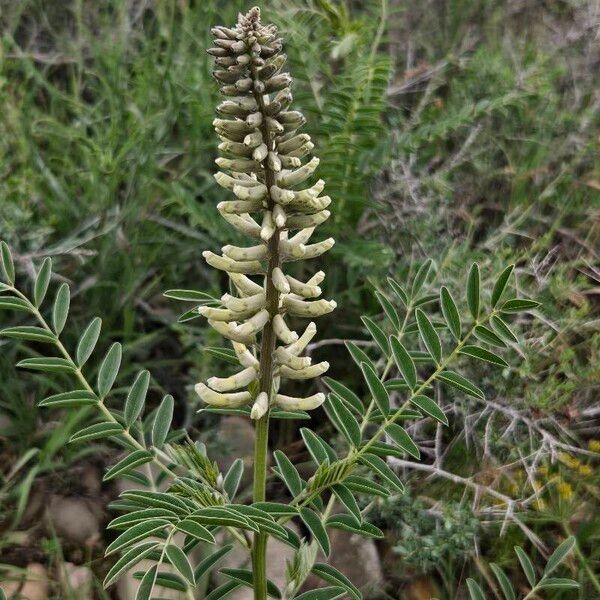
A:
312 563 361 600
390 335 417 389
466 263 480 320
124 370 151 426
152 394 174 448
34 257 52 307
300 507 330 556
360 361 389 417
491 264 514 307
205 346 240 365
165 543 195 585
52 283 70 335
460 345 508 367
415 309 442 364
97 342 122 397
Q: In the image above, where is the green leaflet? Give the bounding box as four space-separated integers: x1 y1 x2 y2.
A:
52 283 70 335
105 519 170 555
300 507 330 556
0 241 15 284
273 449 303 497
501 298 540 313
220 568 282 599
294 586 346 600
361 315 390 356
359 453 405 493
152 394 174 448
103 450 154 481
387 277 408 307
301 428 336 465
390 335 417 389
326 393 361 447
490 564 516 600
33 257 52 307
332 483 362 523
193 544 233 582
1 326 56 343
459 345 508 367
97 342 122 397
135 564 158 600
124 370 151 426
384 423 420 459
39 390 97 408
360 361 389 416
466 263 480 319
165 543 195 584
204 346 240 365
312 563 362 600
514 546 537 587
103 541 158 588
0 296 30 312
491 264 514 307
411 259 434 297
466 578 486 600
415 309 442 364
322 377 363 415
108 508 179 530
544 536 576 575
70 422 123 444
438 371 485 399
164 289 216 302
375 290 400 329
345 340 374 370
76 317 102 367
474 325 507 348
440 286 461 340
411 394 448 425
223 458 244 499
326 514 384 538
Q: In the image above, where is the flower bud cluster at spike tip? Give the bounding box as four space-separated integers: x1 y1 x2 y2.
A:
197 7 335 417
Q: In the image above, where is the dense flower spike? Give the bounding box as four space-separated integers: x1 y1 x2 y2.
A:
198 7 334 416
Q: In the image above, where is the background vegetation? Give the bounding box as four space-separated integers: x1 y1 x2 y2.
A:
0 0 598 598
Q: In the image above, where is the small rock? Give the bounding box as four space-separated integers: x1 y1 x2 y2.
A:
46 495 102 545
61 562 93 598
0 563 48 600
214 417 257 474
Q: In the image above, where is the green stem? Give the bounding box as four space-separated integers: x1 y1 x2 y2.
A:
252 415 270 600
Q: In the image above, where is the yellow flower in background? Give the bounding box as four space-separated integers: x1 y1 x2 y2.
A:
557 481 574 499
578 464 592 476
588 440 600 453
